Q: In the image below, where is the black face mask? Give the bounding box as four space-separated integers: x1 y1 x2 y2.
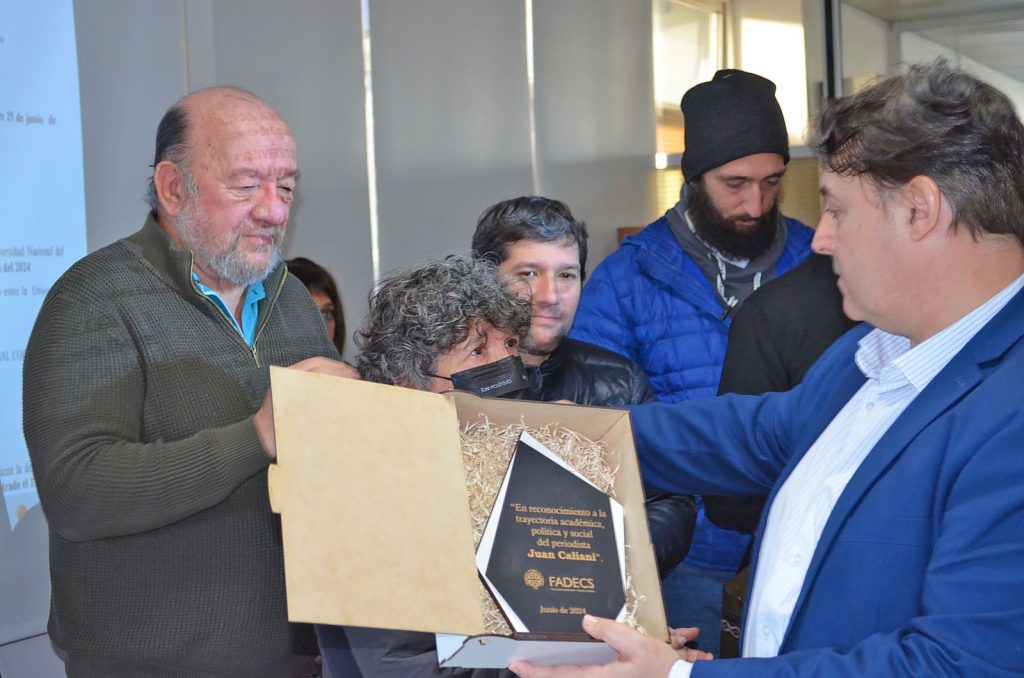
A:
431 355 530 399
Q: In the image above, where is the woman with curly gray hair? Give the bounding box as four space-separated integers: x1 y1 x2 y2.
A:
318 256 534 677
356 255 532 394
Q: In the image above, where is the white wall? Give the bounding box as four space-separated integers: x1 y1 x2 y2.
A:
76 0 187 252
532 0 657 260
370 0 534 273
841 3 891 89
901 31 1024 114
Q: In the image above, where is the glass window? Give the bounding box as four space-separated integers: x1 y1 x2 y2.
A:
652 0 724 212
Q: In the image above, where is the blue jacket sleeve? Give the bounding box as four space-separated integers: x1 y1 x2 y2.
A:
571 251 638 362
628 390 797 499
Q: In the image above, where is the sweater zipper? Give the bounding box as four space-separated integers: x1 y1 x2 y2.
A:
250 270 288 367
188 255 287 367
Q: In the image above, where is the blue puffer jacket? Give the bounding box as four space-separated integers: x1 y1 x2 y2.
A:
569 213 814 570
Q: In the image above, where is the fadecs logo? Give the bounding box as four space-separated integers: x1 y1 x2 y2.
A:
547 576 595 591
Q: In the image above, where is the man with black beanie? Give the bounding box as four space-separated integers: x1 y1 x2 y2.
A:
569 69 814 655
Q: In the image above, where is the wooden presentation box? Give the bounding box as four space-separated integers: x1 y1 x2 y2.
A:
267 367 667 668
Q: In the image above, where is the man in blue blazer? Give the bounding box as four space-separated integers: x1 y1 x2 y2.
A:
510 60 1024 677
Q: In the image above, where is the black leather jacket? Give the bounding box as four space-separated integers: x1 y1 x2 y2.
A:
525 338 696 578
526 337 654 405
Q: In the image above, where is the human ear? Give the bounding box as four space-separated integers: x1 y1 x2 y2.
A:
903 175 943 241
153 161 188 218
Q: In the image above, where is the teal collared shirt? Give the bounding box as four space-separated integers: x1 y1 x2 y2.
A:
192 272 266 346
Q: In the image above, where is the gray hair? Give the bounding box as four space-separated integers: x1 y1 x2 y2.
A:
813 59 1024 246
471 196 589 280
356 256 532 390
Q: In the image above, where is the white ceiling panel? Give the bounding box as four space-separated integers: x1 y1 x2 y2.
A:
845 1 1024 81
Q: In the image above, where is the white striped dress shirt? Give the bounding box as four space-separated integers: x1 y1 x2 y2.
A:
669 273 1023 677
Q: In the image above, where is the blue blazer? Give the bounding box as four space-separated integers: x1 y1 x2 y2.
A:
630 287 1024 676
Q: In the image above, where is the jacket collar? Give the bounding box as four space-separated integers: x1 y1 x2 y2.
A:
630 217 727 321
626 214 813 323
526 337 570 394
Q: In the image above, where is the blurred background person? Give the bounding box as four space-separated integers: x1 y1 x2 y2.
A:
288 255 347 356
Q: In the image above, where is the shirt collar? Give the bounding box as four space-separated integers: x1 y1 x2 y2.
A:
855 272 1024 391
246 279 267 305
190 272 266 302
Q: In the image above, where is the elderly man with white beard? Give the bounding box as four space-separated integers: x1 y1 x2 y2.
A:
23 87 355 677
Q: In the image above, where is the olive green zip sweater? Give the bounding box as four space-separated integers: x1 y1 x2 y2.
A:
23 216 337 677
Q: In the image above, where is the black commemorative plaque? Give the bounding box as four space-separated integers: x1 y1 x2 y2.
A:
477 433 625 634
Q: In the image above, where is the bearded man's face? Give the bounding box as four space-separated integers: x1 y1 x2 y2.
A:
688 152 786 260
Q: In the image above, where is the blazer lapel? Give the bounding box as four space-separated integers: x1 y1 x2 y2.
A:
778 285 1024 650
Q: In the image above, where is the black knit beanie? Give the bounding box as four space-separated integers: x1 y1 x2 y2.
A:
680 69 789 181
